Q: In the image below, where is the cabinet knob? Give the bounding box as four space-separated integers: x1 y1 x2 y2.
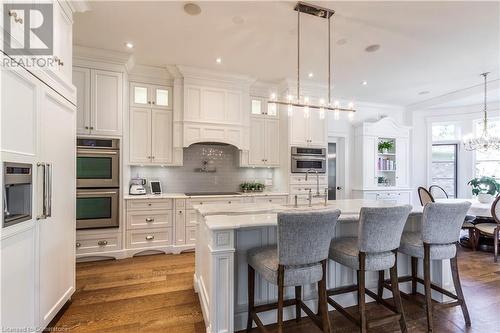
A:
179 210 183 214
146 235 154 241
148 101 151 104
145 218 154 222
85 126 89 129
228 201 232 204
148 203 152 206
90 126 94 130
76 242 81 248
97 240 108 246
152 101 156 105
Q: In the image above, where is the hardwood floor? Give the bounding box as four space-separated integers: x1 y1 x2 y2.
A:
51 248 500 332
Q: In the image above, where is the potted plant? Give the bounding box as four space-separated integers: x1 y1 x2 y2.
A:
378 140 394 154
467 176 500 203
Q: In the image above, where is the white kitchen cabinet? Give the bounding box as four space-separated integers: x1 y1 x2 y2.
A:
290 107 327 147
353 117 411 191
131 82 172 110
73 67 90 135
151 109 173 164
1 225 37 330
73 67 123 136
130 108 152 164
1 67 38 156
52 1 73 84
129 107 173 165
251 97 277 117
175 208 186 245
244 117 279 167
37 87 76 328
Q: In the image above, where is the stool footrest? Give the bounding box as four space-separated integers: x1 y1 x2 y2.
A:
386 275 459 300
367 313 402 329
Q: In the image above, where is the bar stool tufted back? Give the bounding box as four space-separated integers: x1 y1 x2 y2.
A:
422 202 471 245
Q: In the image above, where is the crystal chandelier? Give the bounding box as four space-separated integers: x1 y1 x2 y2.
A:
463 72 500 152
268 2 355 117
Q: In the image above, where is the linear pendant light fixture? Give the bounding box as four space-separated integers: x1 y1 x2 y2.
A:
268 2 356 116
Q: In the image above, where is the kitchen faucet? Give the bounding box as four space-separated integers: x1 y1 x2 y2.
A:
305 169 329 206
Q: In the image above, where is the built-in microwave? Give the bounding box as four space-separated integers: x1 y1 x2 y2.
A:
76 188 119 229
291 146 327 173
77 138 119 188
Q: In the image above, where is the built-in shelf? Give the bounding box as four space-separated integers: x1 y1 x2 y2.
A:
378 169 396 172
378 153 396 156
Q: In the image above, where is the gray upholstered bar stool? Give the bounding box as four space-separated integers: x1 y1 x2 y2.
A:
327 205 412 333
380 202 472 332
246 209 341 333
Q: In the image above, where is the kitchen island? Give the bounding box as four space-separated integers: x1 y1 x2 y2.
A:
193 200 455 333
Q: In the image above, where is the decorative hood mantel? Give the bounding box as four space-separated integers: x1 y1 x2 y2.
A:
177 65 255 150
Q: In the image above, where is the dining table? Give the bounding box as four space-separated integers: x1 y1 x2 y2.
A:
435 198 493 218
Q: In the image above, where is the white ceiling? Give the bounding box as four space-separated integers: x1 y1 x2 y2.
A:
73 1 500 106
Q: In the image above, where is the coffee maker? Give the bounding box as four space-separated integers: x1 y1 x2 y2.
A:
129 178 146 195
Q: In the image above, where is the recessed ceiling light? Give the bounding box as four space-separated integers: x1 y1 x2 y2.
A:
418 90 430 95
308 72 314 78
184 3 201 16
362 81 368 86
365 44 380 52
125 42 134 49
216 57 222 64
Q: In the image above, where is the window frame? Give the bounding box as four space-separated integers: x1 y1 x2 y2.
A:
430 143 458 198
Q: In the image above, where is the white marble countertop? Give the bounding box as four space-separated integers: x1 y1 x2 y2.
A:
199 199 423 230
123 191 289 200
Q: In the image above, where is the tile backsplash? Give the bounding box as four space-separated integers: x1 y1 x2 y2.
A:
130 144 274 193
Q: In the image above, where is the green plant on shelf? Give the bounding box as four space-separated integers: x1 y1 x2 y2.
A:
378 140 394 153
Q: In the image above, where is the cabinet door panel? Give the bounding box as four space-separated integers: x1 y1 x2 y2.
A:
249 118 266 165
72 67 90 135
290 107 308 145
363 137 378 188
226 91 241 123
185 86 201 120
130 108 151 164
152 85 172 110
52 1 73 83
265 119 280 165
1 68 38 156
175 210 186 245
396 138 409 188
203 89 225 121
91 70 123 136
130 83 151 108
308 111 326 146
38 88 76 327
151 110 173 164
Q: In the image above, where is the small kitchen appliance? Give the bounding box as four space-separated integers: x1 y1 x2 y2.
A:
129 178 147 195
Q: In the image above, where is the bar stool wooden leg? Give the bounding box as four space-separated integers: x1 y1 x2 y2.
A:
377 270 384 299
277 265 284 333
423 244 433 332
358 252 367 333
450 245 471 326
494 227 499 263
318 260 331 333
390 251 407 333
295 286 302 322
411 256 418 295
247 265 255 332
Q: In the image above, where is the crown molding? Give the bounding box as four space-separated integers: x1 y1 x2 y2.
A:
74 45 131 67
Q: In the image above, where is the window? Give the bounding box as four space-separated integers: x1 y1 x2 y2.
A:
474 118 500 180
431 144 458 198
474 118 500 181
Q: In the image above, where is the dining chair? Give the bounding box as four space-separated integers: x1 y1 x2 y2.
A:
380 202 472 332
429 185 449 199
474 196 500 262
418 187 434 206
327 205 412 333
246 209 341 333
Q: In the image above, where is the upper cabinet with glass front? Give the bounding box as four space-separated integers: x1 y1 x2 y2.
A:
131 83 172 110
250 97 278 117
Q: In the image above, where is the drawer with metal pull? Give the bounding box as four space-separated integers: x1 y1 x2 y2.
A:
126 228 172 249
185 226 197 245
126 198 173 211
126 210 173 230
253 195 288 205
76 233 121 255
186 197 243 209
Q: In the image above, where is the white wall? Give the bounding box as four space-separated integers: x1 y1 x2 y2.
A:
408 101 500 205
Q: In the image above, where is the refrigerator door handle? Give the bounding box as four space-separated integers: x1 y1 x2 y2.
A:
37 162 47 220
46 163 52 218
